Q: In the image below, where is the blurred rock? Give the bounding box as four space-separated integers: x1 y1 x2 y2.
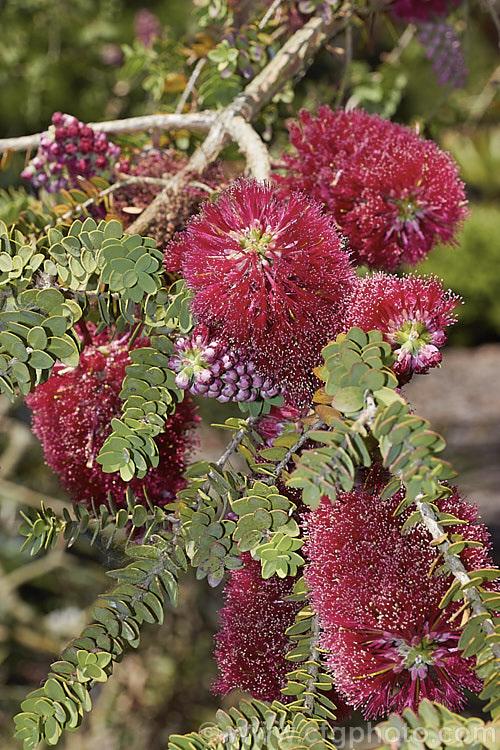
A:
406 344 500 558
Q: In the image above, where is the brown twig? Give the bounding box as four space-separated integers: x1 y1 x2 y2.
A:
263 418 324 484
215 417 259 471
193 416 259 513
175 58 207 114
258 0 283 28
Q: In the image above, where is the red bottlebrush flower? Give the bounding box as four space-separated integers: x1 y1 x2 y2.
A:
214 555 300 702
166 179 355 404
304 486 496 718
214 552 351 719
276 107 467 271
345 273 461 382
26 327 198 510
392 0 460 23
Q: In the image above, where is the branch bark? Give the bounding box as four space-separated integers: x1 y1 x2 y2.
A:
263 418 324 484
0 112 218 153
224 115 271 180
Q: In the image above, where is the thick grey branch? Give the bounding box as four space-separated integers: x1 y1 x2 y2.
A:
0 112 217 153
224 115 271 180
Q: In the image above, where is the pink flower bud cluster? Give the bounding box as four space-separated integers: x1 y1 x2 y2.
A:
21 112 121 193
169 325 283 403
418 21 467 89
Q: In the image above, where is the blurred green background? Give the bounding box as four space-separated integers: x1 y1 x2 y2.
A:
0 2 499 748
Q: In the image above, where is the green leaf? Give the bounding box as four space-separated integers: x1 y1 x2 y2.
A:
27 326 48 349
12 361 31 382
50 661 75 676
359 368 387 391
37 288 65 311
131 505 148 526
137 271 157 294
88 663 109 682
29 349 55 370
373 387 403 406
332 386 364 414
48 336 79 367
33 699 55 717
346 327 368 347
463 568 500 587
143 592 164 624
43 678 67 703
43 715 62 745
120 462 136 482
258 447 288 462
1 331 28 360
103 220 124 239
0 252 13 271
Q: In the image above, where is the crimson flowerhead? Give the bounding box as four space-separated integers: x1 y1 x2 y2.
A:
213 554 300 702
345 273 462 382
213 554 350 719
26 327 198 510
304 485 496 718
165 178 355 403
276 107 467 271
392 0 460 23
